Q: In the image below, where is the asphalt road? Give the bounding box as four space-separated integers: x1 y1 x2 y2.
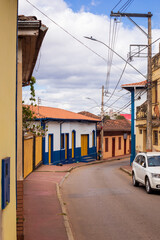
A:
61 159 160 240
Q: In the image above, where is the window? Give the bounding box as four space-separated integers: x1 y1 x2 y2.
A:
61 134 64 149
105 138 108 152
139 129 142 134
154 80 158 103
153 130 158 146
118 137 121 150
2 157 10 209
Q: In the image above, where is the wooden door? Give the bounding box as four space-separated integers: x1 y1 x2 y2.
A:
48 135 52 164
72 131 75 158
81 135 88 156
124 139 126 155
65 134 69 160
112 138 115 157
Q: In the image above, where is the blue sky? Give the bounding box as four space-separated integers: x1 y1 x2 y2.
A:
20 0 160 114
65 0 160 28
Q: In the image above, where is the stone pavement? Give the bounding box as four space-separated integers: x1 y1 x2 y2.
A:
23 156 130 240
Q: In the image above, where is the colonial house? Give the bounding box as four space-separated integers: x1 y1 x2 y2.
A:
97 119 131 159
17 16 48 240
28 106 99 165
135 52 160 153
0 1 18 240
121 80 147 163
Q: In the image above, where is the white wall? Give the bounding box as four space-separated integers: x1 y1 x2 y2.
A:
61 121 96 148
46 121 60 152
44 120 96 152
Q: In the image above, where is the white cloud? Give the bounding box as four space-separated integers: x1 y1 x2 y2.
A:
20 0 160 115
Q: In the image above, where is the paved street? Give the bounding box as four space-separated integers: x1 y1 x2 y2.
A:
62 159 160 240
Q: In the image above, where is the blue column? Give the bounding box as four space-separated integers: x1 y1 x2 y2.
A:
130 89 136 165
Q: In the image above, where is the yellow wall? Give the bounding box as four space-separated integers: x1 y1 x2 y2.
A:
35 136 42 166
24 138 33 178
0 1 17 239
97 134 131 159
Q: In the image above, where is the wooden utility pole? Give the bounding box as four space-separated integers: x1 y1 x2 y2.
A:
146 13 152 151
111 11 153 152
101 85 104 159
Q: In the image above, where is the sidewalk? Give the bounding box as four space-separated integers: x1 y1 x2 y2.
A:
24 156 130 240
120 165 132 175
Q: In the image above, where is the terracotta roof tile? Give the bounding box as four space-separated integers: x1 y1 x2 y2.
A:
122 80 147 88
97 119 131 132
78 111 101 120
27 105 99 122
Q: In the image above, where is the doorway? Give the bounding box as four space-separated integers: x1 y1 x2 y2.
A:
112 138 115 157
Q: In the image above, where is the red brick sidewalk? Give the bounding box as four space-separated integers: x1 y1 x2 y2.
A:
24 157 130 240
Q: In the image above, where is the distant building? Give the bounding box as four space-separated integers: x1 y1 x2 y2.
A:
120 114 131 121
122 80 147 163
29 106 99 164
97 119 131 159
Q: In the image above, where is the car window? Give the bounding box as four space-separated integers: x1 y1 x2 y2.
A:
148 156 160 167
139 156 145 166
135 156 140 164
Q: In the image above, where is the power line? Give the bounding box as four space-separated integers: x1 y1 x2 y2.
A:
26 0 108 63
112 0 123 11
104 37 160 105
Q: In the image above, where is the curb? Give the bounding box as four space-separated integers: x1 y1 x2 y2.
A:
56 183 75 240
120 167 132 176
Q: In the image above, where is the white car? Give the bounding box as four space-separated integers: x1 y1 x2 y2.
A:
132 152 160 194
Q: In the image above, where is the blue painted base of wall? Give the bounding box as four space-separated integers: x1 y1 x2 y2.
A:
43 146 97 165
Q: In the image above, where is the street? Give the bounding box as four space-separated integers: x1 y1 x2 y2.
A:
62 159 160 240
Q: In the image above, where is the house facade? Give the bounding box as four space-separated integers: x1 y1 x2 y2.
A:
136 52 160 152
122 80 147 163
17 16 48 240
97 119 131 159
29 106 99 165
0 1 18 239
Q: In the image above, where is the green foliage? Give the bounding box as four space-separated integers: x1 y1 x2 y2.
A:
22 76 47 136
115 115 125 120
104 115 110 120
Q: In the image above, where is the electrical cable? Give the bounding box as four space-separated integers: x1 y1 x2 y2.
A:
104 37 160 106
112 0 123 11
26 0 108 63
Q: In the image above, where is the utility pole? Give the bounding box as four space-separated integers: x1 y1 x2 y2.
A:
146 13 152 151
101 85 104 159
111 11 153 152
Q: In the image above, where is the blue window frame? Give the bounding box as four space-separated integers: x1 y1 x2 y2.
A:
2 157 10 209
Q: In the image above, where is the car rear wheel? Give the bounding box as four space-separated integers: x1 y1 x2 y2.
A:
132 172 139 187
145 177 152 194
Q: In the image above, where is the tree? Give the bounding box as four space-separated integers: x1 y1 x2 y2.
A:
22 76 47 136
115 115 125 120
104 115 110 120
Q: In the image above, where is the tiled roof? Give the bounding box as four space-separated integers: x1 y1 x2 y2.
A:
27 105 99 122
78 111 101 120
122 80 147 88
18 15 37 21
97 119 131 132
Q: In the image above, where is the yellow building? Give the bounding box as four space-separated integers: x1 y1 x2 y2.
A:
97 119 131 159
0 1 18 239
17 16 48 240
136 52 160 152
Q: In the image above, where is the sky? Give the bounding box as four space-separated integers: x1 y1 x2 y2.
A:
19 0 160 115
